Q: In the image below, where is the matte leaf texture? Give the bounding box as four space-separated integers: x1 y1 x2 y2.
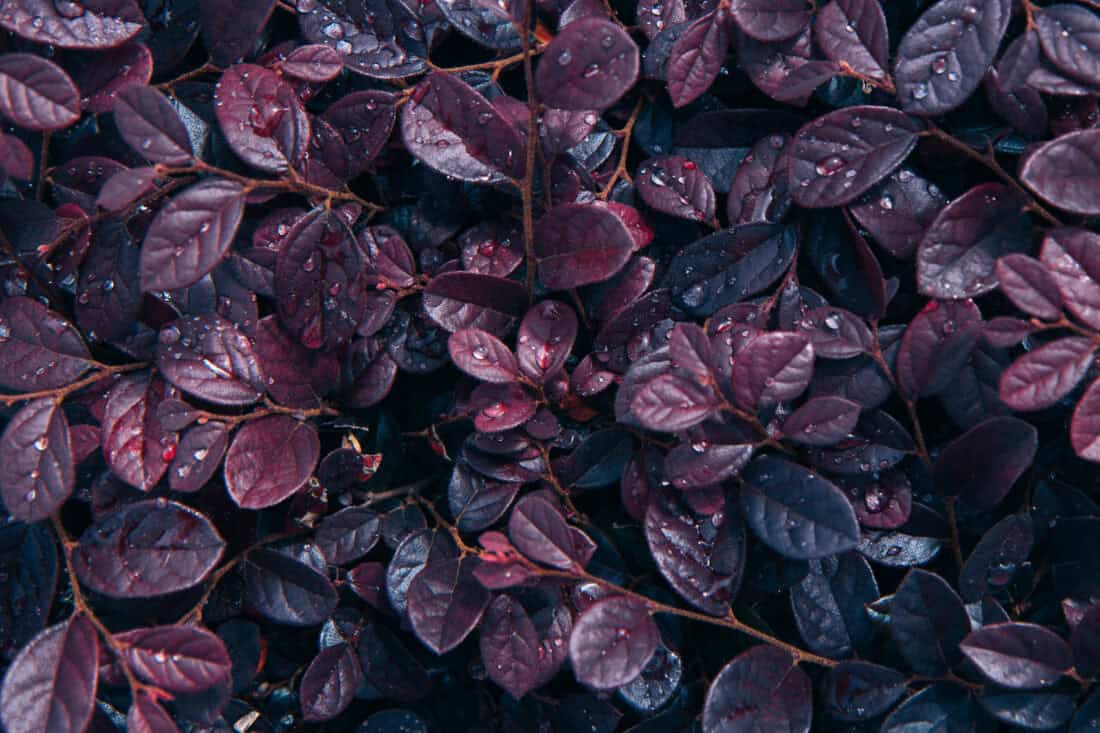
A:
72 499 224 597
894 0 1012 116
199 0 276 66
0 398 74 522
788 106 922 208
225 415 320 509
508 494 584 570
1041 228 1100 330
535 203 635 289
113 85 192 165
569 595 659 689
668 10 731 108
741 455 860 559
140 178 246 292
896 298 983 399
126 694 178 733
934 416 1037 510
823 661 907 721
0 615 97 733
1000 336 1097 411
960 623 1072 689
0 296 91 392
0 53 80 131
731 331 814 408
1021 130 1100 216
407 555 490 653
242 547 338 626
535 17 639 111
730 0 810 43
702 645 812 733
299 643 360 722
480 594 541 699
889 568 970 675
0 0 144 49
156 315 265 405
814 0 889 83
997 253 1064 321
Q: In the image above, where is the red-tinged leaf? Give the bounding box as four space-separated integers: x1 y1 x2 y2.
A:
168 421 229 493
300 643 360 722
636 155 717 222
422 271 527 335
126 693 179 733
569 596 658 689
802 307 872 359
323 91 396 177
894 0 1011 116
1035 4 1100 87
535 203 635 290
506 495 580 570
741 455 860 559
0 615 97 733
535 17 639 111
934 416 1037 510
314 506 381 564
113 86 192 164
726 133 791 225
1000 336 1096 411
347 561 387 609
96 166 157 212
345 336 398 407
0 398 73 522
140 179 245 292
215 63 310 173
0 296 91 392
850 167 948 260
0 0 144 49
101 374 176 492
516 300 577 382
896 299 982 399
448 329 520 383
115 625 231 693
814 0 889 83
731 332 814 409
437 0 520 49
73 499 224 597
298 0 426 80
997 254 1063 321
637 0 684 39
0 132 34 180
702 645 812 733
0 53 80 131
731 0 810 42
74 220 141 343
961 623 1072 689
225 415 320 509
401 72 523 182
280 44 343 81
1041 228 1100 329
984 317 1033 348
447 464 519 532
471 381 537 433
850 470 912 529
156 315 265 406
917 184 1031 300
254 316 338 408
480 595 541 699
782 396 862 446
664 430 753 490
668 11 731 108
630 373 717 432
243 548 338 626
789 106 922 208
407 555 491 654
1072 377 1100 462
1022 131 1100 217
668 323 713 379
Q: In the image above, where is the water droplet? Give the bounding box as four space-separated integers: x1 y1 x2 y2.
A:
912 83 929 100
931 56 948 75
815 155 846 177
583 63 600 78
879 194 894 210
336 40 353 54
102 279 114 292
557 50 572 65
322 22 344 39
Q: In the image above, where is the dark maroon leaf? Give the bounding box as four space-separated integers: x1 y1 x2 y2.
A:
96 166 157 212
387 528 458 616
667 11 730 108
215 63 310 174
74 41 151 115
280 43 343 81
298 0 426 79
983 316 1034 348
731 0 809 42
140 179 245 292
823 661 907 721
448 464 520 532
637 0 684 39
934 416 1037 510
1000 336 1096 411
1072 604 1100 679
790 553 878 659
0 398 74 522
731 331 814 409
0 133 34 180
782 396 861 446
663 435 753 490
959 513 1033 602
243 547 338 626
814 0 889 83
726 133 791 225
1 0 144 49
789 106 922 208
535 17 639 111
741 455 860 559
917 184 1031 299
569 596 658 689
0 296 91 392
802 307 873 359
448 328 520 383
1041 228 1100 329
314 507 381 564
668 323 712 379
702 645 812 733
197 0 275 65
997 254 1063 321
850 470 913 529
888 568 969 675
1072 376 1100 461
254 315 339 408
880 684 979 733
74 220 141 343
225 415 320 509
1035 4 1100 87
156 315 264 405
126 693 178 733
113 86 192 164
73 499 224 597
508 495 582 570
100 374 176 492
636 155 716 222
407 555 490 654
515 300 577 382
961 623 1071 689
168 421 229 493
896 299 982 399
357 624 432 702
115 625 231 692
1021 129 1100 216
423 271 528 335
471 381 537 432
480 594 540 699
850 167 948 260
0 53 80 131
894 0 1011 116
535 203 635 289
737 28 838 105
300 643 360 722
630 374 718 432
401 72 523 182
0 615 97 733
323 91 396 176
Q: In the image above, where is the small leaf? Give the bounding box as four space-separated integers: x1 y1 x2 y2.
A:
731 332 814 409
636 155 716 222
535 203 635 289
115 626 231 692
782 396 862 446
314 507 381 564
0 398 74 522
1000 336 1096 411
225 415 320 509
471 381 537 433
961 623 1072 689
516 300 578 382
1041 228 1100 329
978 688 1075 731
790 553 879 659
407 555 491 654
168 421 229 493
299 643 360 722
126 693 179 733
101 374 176 492
667 11 731 108
156 315 265 406
1035 4 1100 88
569 596 659 689
0 296 91 393
1021 129 1100 216
113 86 193 164
508 495 583 570
888 569 969 675
934 416 1037 510
214 63 310 174
881 684 980 733
896 299 982 399
448 329 519 383
731 0 810 42
814 0 889 83
959 514 1033 602
823 661 907 721
323 91 396 177
423 271 528 335
243 548 338 626
480 595 540 699
630 374 718 432
1071 376 1100 462
996 254 1063 321
535 17 639 111
281 44 343 81
702 645 812 733
0 53 80 131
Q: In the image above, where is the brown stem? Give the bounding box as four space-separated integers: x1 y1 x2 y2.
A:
191 397 338 427
944 496 965 572
598 96 644 200
0 362 148 406
516 0 540 299
155 60 219 91
36 132 50 201
429 50 533 75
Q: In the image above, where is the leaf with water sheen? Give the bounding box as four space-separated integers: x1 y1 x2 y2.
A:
996 254 1064 321
1022 131 1100 216
667 11 731 108
113 85 193 164
508 494 583 570
731 0 810 42
636 155 717 222
0 54 79 130
480 594 540 699
115 625 231 692
156 315 265 406
731 332 814 408
214 63 310 174
535 17 639 111
100 374 176 492
0 398 73 522
0 0 144 49
0 296 91 393
448 328 519 383
1000 336 1096 411
896 299 982 399
702 645 812 733
569 596 659 689
225 415 320 509
299 643 361 722
535 203 635 289
1035 4 1100 87
961 623 1072 689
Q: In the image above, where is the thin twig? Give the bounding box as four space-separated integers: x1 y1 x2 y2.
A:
0 362 148 406
517 0 540 299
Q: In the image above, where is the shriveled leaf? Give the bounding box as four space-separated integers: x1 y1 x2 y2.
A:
0 398 74 522
225 415 320 509
569 596 658 689
535 17 639 111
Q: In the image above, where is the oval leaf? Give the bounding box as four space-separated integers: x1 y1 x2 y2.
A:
569 596 659 689
0 398 74 522
0 53 80 131
703 645 812 733
535 17 639 111
225 415 320 509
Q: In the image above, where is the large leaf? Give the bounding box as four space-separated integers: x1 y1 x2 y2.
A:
996 254 1063 321
115 625 231 692
668 11 731 108
0 0 144 49
961 623 1072 689
702 645 812 733
1020 129 1100 216
630 374 718 432
823 661 907 722
423 271 528 335
479 595 540 699
214 63 310 174
448 329 519 383
100 374 176 492
1072 376 1100 461
535 17 639 111
535 203 635 289
933 416 1037 510
242 548 338 626
569 596 659 689
0 399 74 522
0 297 91 393
299 643 360 722
0 54 80 131
407 555 491 654
225 415 320 509
156 315 265 406
888 569 969 675
298 0 426 79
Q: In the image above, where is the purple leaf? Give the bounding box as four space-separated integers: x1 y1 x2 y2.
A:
298 0 426 79
0 615 98 733
96 166 158 212
663 430 753 490
447 464 520 532
0 0 144 49
140 179 246 292
300 643 361 722
126 693 179 733
508 495 582 570
630 374 718 432
1035 4 1100 88
516 300 578 382
322 91 396 177
242 548 338 626
782 396 862 446
423 271 528 335
1072 376 1100 461
75 220 141 342
1041 228 1100 329
168 421 229 493
254 315 339 408
849 167 948 260
934 416 1037 510
314 506 381 564
741 455 860 559
801 307 873 359
958 515 1033 602
731 331 814 409
214 63 310 174
448 328 520 383
569 596 658 689
480 594 541 699
0 296 91 392
730 0 810 42
101 374 176 492
985 32 1048 140
894 0 1012 116
824 661 908 722
889 568 969 675
407 555 491 653
73 499 224 597
0 398 74 522
113 85 193 164
156 315 265 405
636 155 716 222
401 72 523 182
386 528 458 617
790 553 878 658
667 11 731 108
702 645 812 733
726 133 792 225
280 43 343 81
1000 336 1096 411
814 0 889 83
225 415 320 509
789 106 922 208
115 625 231 692
471 381 538 433
996 254 1063 321
535 203 635 289
895 299 982 399
637 0 685 40
535 17 639 111
961 623 1072 689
